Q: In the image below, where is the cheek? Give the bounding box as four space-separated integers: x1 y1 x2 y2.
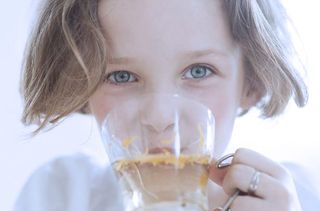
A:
88 85 140 125
88 90 117 125
195 89 240 155
212 98 238 154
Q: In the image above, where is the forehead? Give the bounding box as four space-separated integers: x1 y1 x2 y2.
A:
98 0 236 58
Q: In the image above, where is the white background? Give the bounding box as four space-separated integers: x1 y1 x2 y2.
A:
1 1 320 210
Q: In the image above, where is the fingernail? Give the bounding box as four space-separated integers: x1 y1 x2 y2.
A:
215 153 234 169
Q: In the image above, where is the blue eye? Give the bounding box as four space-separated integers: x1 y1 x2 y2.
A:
105 71 137 84
183 64 215 79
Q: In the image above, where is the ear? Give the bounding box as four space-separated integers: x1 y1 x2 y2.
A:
239 85 261 111
79 102 91 114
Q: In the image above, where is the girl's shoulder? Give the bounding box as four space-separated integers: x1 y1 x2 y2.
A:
283 162 320 210
14 153 124 211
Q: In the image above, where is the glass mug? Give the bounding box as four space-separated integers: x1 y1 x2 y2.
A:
100 94 215 211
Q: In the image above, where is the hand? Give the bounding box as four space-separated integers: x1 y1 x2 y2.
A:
209 148 302 211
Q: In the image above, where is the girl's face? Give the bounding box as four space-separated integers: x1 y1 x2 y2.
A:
89 0 256 153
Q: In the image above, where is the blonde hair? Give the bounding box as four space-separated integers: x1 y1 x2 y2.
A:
22 0 308 133
222 0 307 116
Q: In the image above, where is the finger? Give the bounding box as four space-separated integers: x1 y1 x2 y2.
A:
208 162 229 185
222 163 286 199
229 195 270 211
209 154 234 185
232 148 289 179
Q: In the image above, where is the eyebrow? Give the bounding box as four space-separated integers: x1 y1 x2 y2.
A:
182 49 228 60
107 49 228 65
107 57 135 65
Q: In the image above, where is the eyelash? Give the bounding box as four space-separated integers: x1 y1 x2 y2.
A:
104 70 138 85
182 64 216 80
104 64 216 85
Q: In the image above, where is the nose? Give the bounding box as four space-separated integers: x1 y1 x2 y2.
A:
140 95 176 133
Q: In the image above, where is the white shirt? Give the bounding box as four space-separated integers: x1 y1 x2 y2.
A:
14 153 320 211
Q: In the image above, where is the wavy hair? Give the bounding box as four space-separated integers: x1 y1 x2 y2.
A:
21 0 308 133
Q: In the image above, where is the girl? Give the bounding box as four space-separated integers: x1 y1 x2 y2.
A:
15 0 319 210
